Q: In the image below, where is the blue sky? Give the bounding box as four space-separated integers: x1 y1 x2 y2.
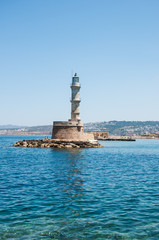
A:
0 0 159 125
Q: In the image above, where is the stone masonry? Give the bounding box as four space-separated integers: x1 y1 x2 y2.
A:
52 73 94 141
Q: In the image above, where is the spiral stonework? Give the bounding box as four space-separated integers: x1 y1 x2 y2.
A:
52 73 94 141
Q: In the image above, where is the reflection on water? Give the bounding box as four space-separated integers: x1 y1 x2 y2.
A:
63 150 84 218
51 149 85 219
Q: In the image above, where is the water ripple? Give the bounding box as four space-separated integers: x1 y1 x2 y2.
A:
0 136 159 239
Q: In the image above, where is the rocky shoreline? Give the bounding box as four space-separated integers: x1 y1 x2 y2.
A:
11 138 103 149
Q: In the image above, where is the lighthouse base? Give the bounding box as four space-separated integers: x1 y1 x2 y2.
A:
52 121 94 141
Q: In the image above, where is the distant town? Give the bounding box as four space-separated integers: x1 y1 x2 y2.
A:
1 121 159 139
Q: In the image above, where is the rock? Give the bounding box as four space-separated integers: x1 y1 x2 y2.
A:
65 145 73 148
23 141 28 147
11 138 103 149
41 144 45 148
28 144 34 147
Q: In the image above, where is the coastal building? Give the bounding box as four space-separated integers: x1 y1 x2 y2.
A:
52 73 94 140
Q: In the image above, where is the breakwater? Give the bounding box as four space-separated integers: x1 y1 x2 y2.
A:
11 138 103 149
99 137 136 141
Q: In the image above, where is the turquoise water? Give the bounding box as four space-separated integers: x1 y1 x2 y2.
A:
0 136 159 240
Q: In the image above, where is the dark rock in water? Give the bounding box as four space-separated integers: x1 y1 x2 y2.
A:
11 138 103 149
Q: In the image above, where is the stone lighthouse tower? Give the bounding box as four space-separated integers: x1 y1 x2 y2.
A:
70 73 81 122
52 73 94 141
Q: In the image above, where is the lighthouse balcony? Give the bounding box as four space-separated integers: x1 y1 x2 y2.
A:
73 109 80 113
70 99 81 102
70 83 81 88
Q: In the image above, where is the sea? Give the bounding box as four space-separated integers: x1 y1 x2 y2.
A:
0 135 159 240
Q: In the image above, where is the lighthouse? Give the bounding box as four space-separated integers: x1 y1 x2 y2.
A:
52 73 94 141
70 73 81 122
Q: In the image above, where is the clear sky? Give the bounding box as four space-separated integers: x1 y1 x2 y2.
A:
0 0 159 126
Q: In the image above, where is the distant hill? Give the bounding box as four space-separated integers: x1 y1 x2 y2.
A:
1 121 159 136
84 121 159 136
25 125 52 132
0 125 24 130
